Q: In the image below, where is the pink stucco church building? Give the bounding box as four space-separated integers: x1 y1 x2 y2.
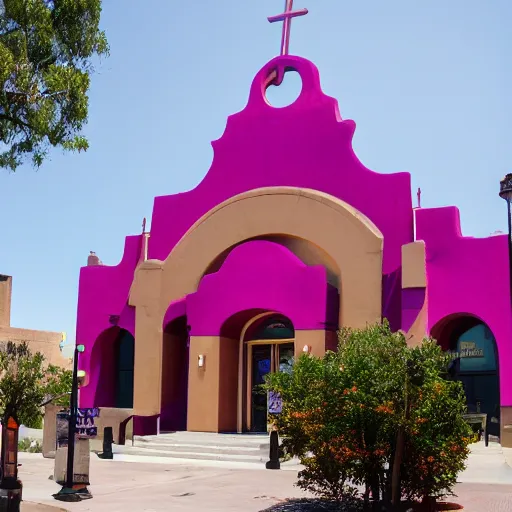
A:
75 4 510 445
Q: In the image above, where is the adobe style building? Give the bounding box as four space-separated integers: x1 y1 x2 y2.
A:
75 50 510 443
0 274 69 368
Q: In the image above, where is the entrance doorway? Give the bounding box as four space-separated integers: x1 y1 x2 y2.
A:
449 323 499 417
242 314 295 432
161 316 189 432
115 329 135 409
432 315 500 419
248 341 294 432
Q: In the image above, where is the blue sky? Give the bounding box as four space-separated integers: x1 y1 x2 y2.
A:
0 0 510 344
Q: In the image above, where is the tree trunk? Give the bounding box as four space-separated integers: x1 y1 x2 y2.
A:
391 426 404 508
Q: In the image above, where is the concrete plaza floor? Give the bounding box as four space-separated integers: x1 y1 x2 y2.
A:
18 441 512 512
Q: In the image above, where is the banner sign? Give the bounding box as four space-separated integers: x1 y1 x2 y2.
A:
76 408 100 438
56 408 100 443
268 391 282 414
56 411 69 449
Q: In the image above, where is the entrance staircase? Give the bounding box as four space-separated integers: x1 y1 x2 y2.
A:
113 432 272 465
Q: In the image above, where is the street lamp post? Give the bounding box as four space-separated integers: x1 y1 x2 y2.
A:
499 174 512 306
53 344 85 501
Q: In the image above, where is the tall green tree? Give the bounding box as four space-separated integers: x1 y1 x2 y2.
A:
0 0 108 170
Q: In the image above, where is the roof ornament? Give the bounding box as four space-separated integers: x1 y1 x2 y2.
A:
268 0 308 57
139 217 149 263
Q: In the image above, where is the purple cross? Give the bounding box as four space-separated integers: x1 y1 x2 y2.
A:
268 0 308 56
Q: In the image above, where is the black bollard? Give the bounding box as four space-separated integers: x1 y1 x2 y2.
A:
0 482 22 512
265 430 280 470
97 427 113 460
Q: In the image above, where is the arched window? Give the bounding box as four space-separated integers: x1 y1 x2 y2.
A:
248 315 294 341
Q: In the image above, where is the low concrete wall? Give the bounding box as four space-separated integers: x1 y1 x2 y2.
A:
42 405 134 459
94 408 134 445
42 405 59 458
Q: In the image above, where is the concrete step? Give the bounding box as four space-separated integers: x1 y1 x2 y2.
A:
124 432 272 464
133 441 266 456
113 444 267 463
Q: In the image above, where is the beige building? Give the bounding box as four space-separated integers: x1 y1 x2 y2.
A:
0 274 69 368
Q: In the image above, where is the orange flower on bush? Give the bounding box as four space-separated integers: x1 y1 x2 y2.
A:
375 405 394 414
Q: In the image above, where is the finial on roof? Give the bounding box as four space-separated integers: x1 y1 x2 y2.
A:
268 0 308 57
139 218 150 264
87 251 102 266
417 188 422 209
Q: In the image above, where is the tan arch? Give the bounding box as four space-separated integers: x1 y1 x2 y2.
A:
129 187 383 419
162 187 382 320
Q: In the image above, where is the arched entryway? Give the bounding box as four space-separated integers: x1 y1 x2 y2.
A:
239 313 295 433
129 187 383 427
92 327 135 409
115 329 135 408
432 315 500 418
161 316 189 432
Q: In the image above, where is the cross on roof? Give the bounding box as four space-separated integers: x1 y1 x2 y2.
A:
268 0 308 56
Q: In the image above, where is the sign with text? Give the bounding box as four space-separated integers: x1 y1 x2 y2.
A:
449 341 484 359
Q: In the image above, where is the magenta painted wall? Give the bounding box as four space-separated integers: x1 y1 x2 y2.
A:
187 240 337 336
75 54 511 412
416 206 512 404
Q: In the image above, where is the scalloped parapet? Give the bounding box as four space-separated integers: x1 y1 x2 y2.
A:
148 55 413 275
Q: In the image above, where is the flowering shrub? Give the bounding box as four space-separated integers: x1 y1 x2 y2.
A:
265 322 472 507
400 341 472 502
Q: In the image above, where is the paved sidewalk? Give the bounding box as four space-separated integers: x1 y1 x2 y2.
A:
17 441 512 512
458 440 512 484
19 453 307 512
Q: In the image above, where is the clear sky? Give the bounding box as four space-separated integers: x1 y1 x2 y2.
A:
0 0 510 344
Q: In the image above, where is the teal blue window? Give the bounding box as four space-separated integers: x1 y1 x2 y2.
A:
457 324 497 373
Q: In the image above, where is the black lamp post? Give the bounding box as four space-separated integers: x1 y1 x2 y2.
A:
54 344 86 501
499 174 512 304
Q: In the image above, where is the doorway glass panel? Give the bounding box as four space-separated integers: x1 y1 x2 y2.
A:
279 343 294 374
251 345 272 432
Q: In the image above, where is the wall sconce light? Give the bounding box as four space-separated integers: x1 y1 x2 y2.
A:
302 345 311 354
198 354 205 368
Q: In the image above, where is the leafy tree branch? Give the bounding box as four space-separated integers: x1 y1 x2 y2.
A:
0 0 108 170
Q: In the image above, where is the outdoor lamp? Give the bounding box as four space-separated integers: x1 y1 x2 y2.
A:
302 345 311 353
499 174 512 309
198 354 205 368
499 174 512 203
77 370 86 387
